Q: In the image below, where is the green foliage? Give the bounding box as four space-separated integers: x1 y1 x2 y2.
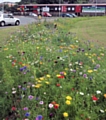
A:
19 0 89 4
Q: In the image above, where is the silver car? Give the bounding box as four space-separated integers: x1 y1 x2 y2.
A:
0 13 20 27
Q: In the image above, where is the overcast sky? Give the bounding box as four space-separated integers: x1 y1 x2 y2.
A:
0 0 21 3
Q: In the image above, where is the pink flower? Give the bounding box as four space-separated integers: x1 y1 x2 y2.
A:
49 103 53 108
39 101 44 105
23 107 28 111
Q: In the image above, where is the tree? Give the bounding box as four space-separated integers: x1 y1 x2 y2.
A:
18 0 89 4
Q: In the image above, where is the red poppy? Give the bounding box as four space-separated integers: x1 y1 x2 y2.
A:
13 60 17 63
54 104 59 109
92 95 98 101
56 83 60 87
11 106 16 111
58 75 64 78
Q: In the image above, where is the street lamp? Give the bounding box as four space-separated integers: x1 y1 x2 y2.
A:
95 0 97 16
59 0 61 17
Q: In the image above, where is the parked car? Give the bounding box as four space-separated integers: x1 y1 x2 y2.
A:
42 12 52 17
0 13 20 27
29 12 38 17
61 13 73 18
71 13 78 17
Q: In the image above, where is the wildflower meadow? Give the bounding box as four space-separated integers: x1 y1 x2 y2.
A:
0 18 106 120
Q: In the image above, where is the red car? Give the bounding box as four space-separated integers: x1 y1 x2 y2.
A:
42 12 52 17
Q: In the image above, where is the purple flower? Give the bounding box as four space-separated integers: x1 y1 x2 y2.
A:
83 74 87 78
49 113 55 118
28 95 34 100
40 56 43 60
96 64 100 68
36 97 40 100
59 49 62 52
72 70 76 72
82 49 85 52
20 67 24 71
18 85 21 88
20 66 27 71
22 87 27 91
60 72 64 75
35 115 43 120
23 107 28 111
25 112 30 117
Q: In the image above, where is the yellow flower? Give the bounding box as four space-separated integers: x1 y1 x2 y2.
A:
100 53 104 56
22 64 25 66
88 56 91 59
85 53 88 56
66 96 72 100
92 53 96 56
46 74 51 78
92 59 95 63
39 77 45 81
4 48 8 50
35 78 39 81
35 84 42 88
88 70 93 73
65 68 68 71
63 112 68 117
56 74 60 77
36 47 39 49
45 81 50 84
38 80 41 83
70 45 75 49
63 72 67 75
40 62 43 64
65 100 71 105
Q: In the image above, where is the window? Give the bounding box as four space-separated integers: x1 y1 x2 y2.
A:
3 15 9 18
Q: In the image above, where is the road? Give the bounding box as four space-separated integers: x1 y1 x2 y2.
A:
16 16 36 25
17 16 58 25
0 16 58 28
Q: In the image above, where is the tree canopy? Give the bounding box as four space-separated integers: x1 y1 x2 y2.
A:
18 0 89 4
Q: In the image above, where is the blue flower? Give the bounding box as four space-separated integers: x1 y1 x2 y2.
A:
20 66 27 71
25 112 30 117
36 115 43 120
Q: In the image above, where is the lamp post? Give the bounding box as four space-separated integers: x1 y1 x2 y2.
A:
59 0 61 17
95 0 97 16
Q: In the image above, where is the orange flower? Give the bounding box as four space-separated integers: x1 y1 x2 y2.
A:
51 101 56 105
104 94 106 98
19 62 22 65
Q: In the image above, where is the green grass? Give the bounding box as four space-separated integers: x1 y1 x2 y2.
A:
69 16 106 46
0 16 106 46
0 26 22 46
